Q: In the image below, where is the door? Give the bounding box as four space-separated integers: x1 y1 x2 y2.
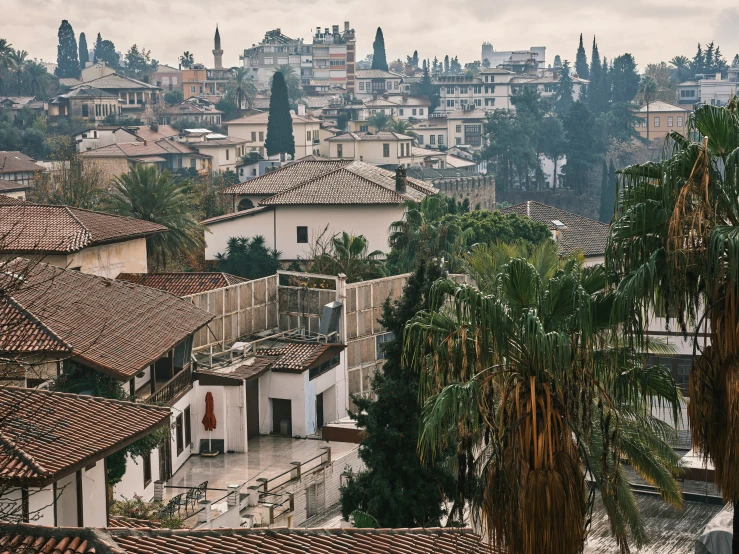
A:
272 399 292 436
246 379 260 439
159 440 171 482
316 392 324 430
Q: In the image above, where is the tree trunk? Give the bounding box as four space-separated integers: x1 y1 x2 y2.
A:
733 501 738 554
553 158 558 189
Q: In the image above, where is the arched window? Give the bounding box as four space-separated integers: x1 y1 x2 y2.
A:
238 198 254 211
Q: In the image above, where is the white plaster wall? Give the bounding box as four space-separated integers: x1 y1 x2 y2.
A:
56 472 78 527
321 384 337 424
114 449 160 502
226 384 247 453
258 371 307 436
204 209 275 260
66 237 149 278
172 389 197 471
81 460 107 527
28 486 55 525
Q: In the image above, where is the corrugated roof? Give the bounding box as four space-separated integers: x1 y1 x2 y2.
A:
0 204 166 254
116 272 248 297
0 259 213 379
0 387 170 486
501 201 609 257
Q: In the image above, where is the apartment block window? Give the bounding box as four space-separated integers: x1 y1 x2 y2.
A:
226 149 230 160
399 109 404 116
654 117 660 127
359 82 365 90
419 109 424 115
82 104 89 117
143 451 152 487
456 137 462 145
668 116 674 127
460 87 468 94
484 75 489 82
360 125 368 132
475 99 482 106
429 134 436 145
251 131 256 141
259 131 264 141
473 86 482 94
184 406 192 446
485 98 496 106
460 99 469 106
446 100 455 107
337 144 343 157
375 332 395 359
383 143 390 157
394 81 399 89
190 158 196 168
438 135 444 145
307 131 312 141
297 226 308 243
456 125 462 133
677 116 684 126
190 86 196 93
412 108 417 116
447 86 455 94
175 414 184 455
418 135 424 144
313 130 319 140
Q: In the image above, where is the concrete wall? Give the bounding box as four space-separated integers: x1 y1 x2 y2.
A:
66 237 149 278
186 274 278 350
172 390 196 472
328 139 413 165
258 371 308 436
82 156 129 184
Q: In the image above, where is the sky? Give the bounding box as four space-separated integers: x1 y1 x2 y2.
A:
4 0 739 71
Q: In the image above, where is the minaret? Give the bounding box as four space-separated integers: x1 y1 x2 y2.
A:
213 25 223 70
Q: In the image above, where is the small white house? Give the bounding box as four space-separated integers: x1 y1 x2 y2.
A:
203 159 436 261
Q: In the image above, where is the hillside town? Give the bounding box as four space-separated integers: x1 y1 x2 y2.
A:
0 9 739 554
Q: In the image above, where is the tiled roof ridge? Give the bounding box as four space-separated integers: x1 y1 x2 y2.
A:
517 200 608 225
107 526 479 538
62 205 95 247
0 430 50 479
258 165 405 206
1 294 72 352
220 160 352 195
0 385 172 414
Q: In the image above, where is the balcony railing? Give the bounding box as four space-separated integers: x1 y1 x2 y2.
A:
146 366 193 405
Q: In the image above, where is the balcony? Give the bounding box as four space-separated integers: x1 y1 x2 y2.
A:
137 365 193 406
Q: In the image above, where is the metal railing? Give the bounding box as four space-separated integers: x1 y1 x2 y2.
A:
146 366 193 405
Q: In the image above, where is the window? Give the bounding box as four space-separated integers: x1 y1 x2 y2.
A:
412 108 417 115
473 86 482 94
259 131 264 141
460 86 468 94
190 85 196 93
485 75 489 82
297 226 308 243
383 143 390 157
438 135 444 145
190 158 196 168
360 125 368 132
359 81 365 90
394 81 399 89
375 332 395 359
184 406 192 446
677 116 684 127
337 144 343 157
680 89 696 98
485 85 495 94
654 117 660 127
456 125 462 133
313 130 319 140
485 98 495 106
419 109 424 115
226 149 230 160
418 135 424 145
82 104 89 117
309 354 340 379
175 414 184 455
306 483 325 517
307 131 312 141
668 116 673 127
143 451 152 487
251 131 256 141
430 134 436 145
456 137 462 145
475 99 482 106
446 100 455 107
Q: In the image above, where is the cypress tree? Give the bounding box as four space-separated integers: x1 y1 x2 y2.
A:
78 32 89 70
371 27 388 71
93 33 102 63
444 55 450 74
575 34 589 79
264 71 295 159
340 260 456 527
55 20 80 78
554 60 575 115
588 37 602 114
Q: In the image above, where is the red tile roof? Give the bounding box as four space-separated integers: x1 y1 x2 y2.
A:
0 296 71 355
0 151 44 175
0 194 27 206
110 527 495 554
221 160 351 196
0 387 170 487
0 178 30 192
0 259 213 380
257 342 342 371
0 204 167 254
0 524 124 554
116 273 248 297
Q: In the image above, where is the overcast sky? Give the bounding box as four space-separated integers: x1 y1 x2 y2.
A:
4 0 739 71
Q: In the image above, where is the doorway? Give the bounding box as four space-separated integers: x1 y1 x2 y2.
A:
246 379 259 439
316 392 324 430
272 399 292 436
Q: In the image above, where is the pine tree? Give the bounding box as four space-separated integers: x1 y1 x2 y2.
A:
55 20 80 78
598 158 616 223
588 37 603 114
575 33 589 79
340 261 456 527
78 32 89 70
371 27 388 71
411 50 419 67
554 60 575 115
601 56 611 105
611 53 640 103
264 71 295 159
444 55 450 74
420 65 438 113
93 33 102 63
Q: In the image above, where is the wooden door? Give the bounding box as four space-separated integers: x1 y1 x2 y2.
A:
246 379 259 440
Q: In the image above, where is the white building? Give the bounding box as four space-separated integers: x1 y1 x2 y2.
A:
326 131 415 165
203 159 436 261
226 109 322 159
354 69 404 99
365 94 431 120
482 42 547 70
677 68 739 107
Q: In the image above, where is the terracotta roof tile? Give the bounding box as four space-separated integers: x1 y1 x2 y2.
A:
0 387 170 486
257 342 341 371
221 160 351 196
501 201 609 257
0 178 30 192
0 259 213 379
116 273 248 297
0 296 71 354
0 204 167 254
0 195 28 206
0 524 125 554
107 517 162 530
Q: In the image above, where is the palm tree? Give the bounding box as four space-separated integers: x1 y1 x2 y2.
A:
22 61 51 98
106 166 205 271
179 51 194 69
0 39 12 83
8 49 27 96
607 103 739 552
273 64 304 107
309 232 385 283
404 243 683 554
367 111 391 132
389 119 418 140
387 195 464 273
669 55 690 83
225 67 257 111
215 236 281 279
637 76 657 140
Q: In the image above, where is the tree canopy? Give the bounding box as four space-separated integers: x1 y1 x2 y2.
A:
264 71 295 158
55 20 80 78
371 28 388 71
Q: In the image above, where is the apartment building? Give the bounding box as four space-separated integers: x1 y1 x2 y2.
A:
355 69 405 99
677 67 739 107
482 42 547 70
241 29 305 88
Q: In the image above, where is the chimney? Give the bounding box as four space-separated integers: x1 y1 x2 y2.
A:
344 21 350 32
297 103 306 116
276 28 281 35
333 25 339 35
395 166 407 194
